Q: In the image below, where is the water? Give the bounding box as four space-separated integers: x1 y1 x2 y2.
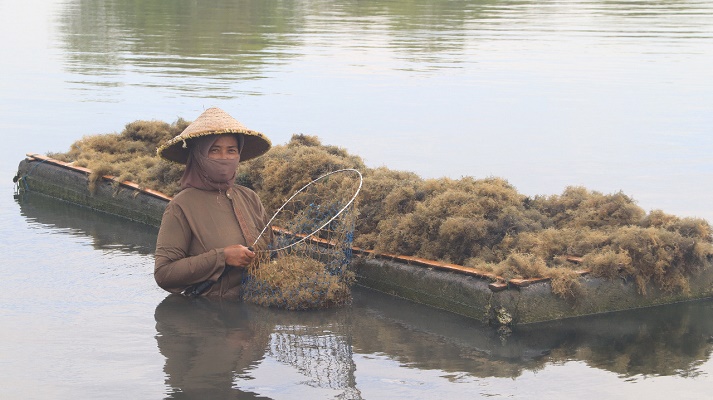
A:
2 0 713 398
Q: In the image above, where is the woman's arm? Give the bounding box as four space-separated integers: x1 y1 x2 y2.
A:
154 203 229 293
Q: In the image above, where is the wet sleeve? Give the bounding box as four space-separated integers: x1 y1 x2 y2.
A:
154 203 227 293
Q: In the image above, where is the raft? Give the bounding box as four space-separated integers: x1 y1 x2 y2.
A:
14 154 713 325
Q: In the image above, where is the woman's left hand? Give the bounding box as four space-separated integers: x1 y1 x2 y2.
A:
224 244 256 268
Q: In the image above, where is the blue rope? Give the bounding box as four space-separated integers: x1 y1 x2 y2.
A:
15 157 49 193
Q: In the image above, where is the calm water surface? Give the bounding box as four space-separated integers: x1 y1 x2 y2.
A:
2 0 713 398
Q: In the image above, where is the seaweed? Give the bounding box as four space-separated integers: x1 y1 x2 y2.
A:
242 254 355 310
49 119 713 298
49 119 187 195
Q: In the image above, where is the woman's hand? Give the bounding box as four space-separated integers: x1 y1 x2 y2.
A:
224 244 256 268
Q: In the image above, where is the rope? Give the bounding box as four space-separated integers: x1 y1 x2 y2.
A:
14 157 49 194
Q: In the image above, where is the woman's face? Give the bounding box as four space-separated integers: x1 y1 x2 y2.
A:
207 135 240 161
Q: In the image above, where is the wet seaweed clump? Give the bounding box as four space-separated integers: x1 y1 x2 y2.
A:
242 255 355 310
239 163 360 310
50 119 713 299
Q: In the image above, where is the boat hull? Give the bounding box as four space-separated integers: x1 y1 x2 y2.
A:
15 154 713 325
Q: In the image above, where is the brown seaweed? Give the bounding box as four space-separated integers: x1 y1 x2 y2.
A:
49 120 713 298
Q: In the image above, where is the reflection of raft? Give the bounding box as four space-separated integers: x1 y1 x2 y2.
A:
14 154 713 325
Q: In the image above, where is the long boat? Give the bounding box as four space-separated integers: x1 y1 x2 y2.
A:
15 153 713 325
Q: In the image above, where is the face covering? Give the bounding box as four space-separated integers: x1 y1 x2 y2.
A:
179 134 241 192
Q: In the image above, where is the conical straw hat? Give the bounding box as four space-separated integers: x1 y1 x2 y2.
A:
157 107 272 164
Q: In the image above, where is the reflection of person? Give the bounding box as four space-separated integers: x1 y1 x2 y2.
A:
154 107 272 298
154 295 272 398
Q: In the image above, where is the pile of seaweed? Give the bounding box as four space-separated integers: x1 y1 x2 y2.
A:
49 119 713 298
50 119 189 196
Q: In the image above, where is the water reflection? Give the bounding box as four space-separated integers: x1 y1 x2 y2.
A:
519 302 713 378
55 0 489 83
56 0 713 93
56 0 304 96
15 191 158 254
265 323 358 393
355 289 713 379
153 288 713 398
15 191 713 390
155 295 363 399
154 295 273 399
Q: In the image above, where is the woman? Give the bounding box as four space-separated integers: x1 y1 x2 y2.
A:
154 107 273 298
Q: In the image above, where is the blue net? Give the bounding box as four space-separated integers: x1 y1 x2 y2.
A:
242 169 361 310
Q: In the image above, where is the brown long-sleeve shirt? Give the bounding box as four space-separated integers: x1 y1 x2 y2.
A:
154 186 270 298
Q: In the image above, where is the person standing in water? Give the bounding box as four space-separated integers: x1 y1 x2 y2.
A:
154 107 272 298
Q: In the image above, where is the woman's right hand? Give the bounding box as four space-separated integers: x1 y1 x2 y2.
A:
224 244 256 268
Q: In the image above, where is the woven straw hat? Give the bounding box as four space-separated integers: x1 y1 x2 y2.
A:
157 107 271 164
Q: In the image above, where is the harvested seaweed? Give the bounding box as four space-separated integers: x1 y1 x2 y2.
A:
242 168 361 310
48 118 713 299
48 119 188 197
242 254 355 310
